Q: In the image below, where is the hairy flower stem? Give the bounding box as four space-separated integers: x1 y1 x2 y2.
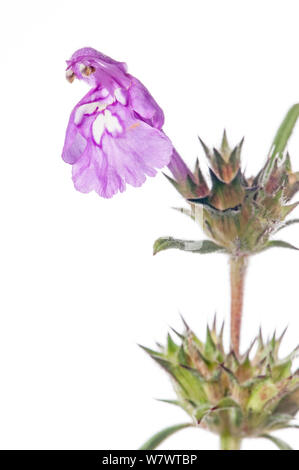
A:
230 255 248 356
220 433 242 450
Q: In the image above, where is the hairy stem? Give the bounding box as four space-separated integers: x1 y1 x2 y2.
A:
220 433 242 450
230 255 248 356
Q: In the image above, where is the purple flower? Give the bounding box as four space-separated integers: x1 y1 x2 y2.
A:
62 47 173 198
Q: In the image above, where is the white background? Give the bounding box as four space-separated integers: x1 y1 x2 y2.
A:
1 0 299 450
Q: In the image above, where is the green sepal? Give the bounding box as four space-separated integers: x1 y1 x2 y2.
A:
220 129 230 157
271 360 292 382
194 403 212 422
167 333 179 356
143 322 299 447
163 172 182 194
195 398 242 424
208 169 245 210
145 355 207 404
204 326 217 360
138 344 164 358
139 423 193 450
247 379 279 413
153 237 225 255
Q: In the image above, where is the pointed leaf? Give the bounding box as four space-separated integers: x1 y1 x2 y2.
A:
261 240 299 252
153 237 225 255
266 104 299 176
261 433 293 450
139 423 193 450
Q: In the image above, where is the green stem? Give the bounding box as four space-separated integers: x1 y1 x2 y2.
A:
220 433 242 450
229 255 248 356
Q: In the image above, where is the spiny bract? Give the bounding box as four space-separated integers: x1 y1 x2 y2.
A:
154 110 299 257
141 320 299 448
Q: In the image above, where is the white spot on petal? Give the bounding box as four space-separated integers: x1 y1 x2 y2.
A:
75 102 100 125
104 110 122 135
92 113 105 144
100 88 109 98
114 88 127 105
92 110 122 144
75 92 115 125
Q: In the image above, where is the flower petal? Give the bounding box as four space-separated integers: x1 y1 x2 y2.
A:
67 47 130 92
70 102 173 198
72 143 126 198
62 87 113 164
63 48 175 198
101 103 172 188
129 77 165 129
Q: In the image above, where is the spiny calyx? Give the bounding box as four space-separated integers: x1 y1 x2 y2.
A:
141 319 299 448
158 126 299 256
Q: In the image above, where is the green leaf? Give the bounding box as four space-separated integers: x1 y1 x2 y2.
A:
139 423 193 450
261 240 299 252
266 104 299 173
153 237 225 255
261 433 293 450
